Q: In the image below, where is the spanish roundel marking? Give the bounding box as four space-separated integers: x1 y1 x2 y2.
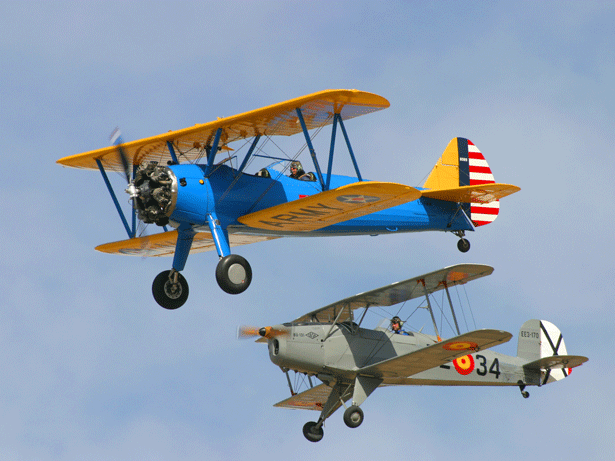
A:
443 341 478 351
336 194 380 204
453 355 475 375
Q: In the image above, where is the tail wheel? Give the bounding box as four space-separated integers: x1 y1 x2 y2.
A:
518 381 530 399
152 270 189 309
457 238 471 253
343 405 364 428
216 254 252 294
302 421 324 442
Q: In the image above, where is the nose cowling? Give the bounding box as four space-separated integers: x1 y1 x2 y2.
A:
128 162 177 226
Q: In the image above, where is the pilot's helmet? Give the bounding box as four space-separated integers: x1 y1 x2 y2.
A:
391 316 403 327
290 161 303 171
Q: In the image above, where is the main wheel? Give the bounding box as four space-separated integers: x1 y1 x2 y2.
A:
216 254 252 294
457 238 471 253
343 405 364 428
302 421 324 443
152 270 189 309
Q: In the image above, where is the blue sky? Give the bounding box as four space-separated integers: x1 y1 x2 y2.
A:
1 1 613 459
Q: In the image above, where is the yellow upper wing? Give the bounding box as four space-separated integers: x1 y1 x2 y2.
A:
57 89 390 172
237 181 421 232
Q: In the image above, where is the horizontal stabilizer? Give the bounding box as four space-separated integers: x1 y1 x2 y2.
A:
96 230 278 257
421 183 520 204
360 329 512 378
274 383 341 411
524 355 588 371
238 181 421 232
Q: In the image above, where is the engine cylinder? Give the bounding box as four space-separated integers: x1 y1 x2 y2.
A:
131 162 177 226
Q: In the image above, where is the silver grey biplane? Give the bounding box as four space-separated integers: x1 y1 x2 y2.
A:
239 264 588 442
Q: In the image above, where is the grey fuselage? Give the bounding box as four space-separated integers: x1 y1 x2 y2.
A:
268 323 540 387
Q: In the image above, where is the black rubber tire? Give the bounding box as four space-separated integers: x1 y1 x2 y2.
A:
215 254 252 294
457 238 471 253
302 421 324 442
343 405 364 428
152 270 189 309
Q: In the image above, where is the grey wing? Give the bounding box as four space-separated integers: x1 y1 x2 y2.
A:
359 329 512 378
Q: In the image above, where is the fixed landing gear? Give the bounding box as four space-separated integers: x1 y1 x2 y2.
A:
302 405 365 442
303 421 324 443
453 231 471 253
151 253 251 309
457 238 470 253
518 381 530 399
152 269 189 310
343 405 364 428
216 254 252 294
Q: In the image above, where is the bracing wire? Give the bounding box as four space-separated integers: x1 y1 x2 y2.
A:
240 120 330 214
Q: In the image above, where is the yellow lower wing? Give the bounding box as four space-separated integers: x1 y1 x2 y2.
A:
96 230 278 257
421 183 520 203
237 181 421 232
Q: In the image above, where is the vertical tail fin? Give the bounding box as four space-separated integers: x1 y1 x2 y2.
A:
423 138 500 227
518 319 588 385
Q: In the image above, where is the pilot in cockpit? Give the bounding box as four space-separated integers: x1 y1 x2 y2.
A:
391 316 410 335
289 161 306 179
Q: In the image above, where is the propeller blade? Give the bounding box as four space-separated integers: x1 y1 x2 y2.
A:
110 128 131 184
237 325 288 339
237 325 262 339
117 144 131 184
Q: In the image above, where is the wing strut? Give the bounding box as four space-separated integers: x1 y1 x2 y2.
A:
296 107 365 192
238 135 261 174
166 141 179 164
325 113 338 191
203 128 223 177
421 279 441 341
96 159 135 239
337 114 362 182
356 304 370 327
444 281 462 335
323 304 351 340
282 368 296 396
296 108 326 190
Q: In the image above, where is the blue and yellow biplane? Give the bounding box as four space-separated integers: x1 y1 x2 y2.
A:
57 90 520 309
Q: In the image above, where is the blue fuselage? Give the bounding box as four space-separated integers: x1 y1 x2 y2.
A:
167 164 473 237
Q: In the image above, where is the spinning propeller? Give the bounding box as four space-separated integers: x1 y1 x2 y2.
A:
110 128 173 227
237 325 288 340
109 128 137 198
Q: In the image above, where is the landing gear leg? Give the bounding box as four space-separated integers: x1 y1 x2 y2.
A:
152 225 194 309
207 213 253 295
518 381 530 399
152 269 189 309
301 381 353 442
